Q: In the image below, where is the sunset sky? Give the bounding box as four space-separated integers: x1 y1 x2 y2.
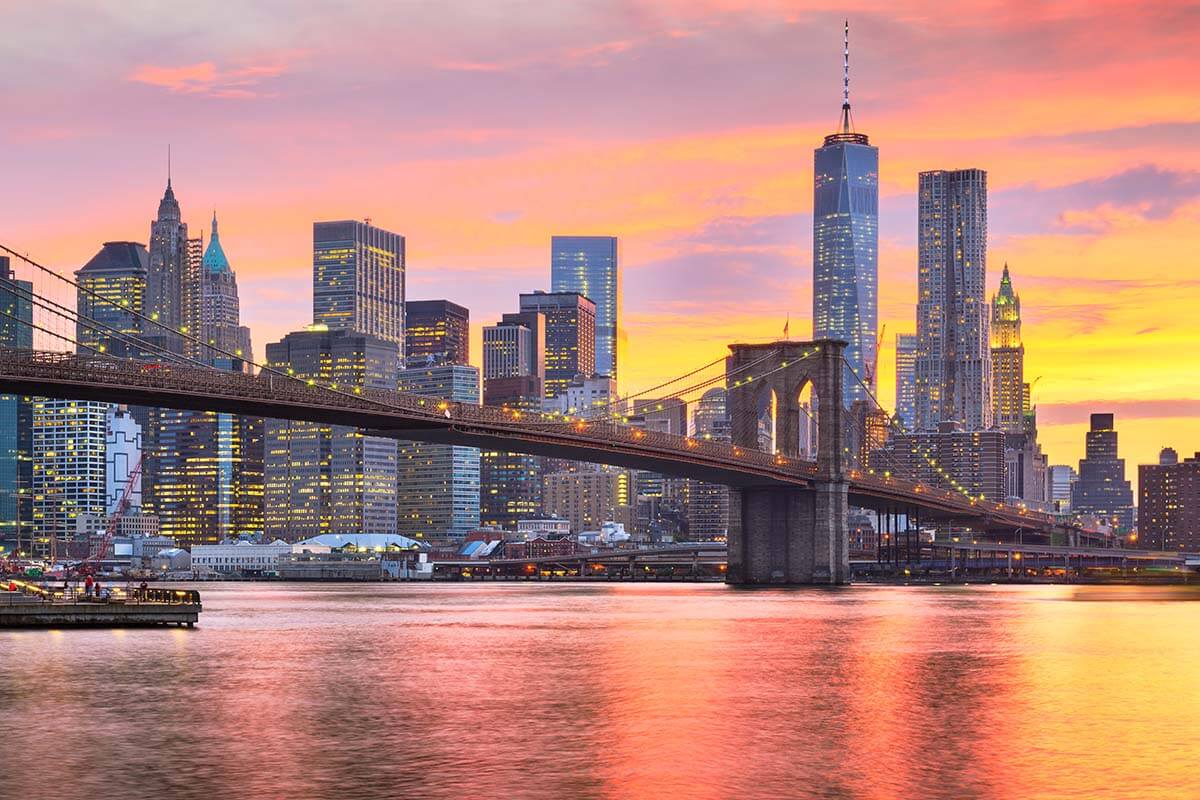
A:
2 0 1198 482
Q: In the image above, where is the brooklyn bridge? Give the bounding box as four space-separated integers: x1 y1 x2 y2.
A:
0 244 1094 585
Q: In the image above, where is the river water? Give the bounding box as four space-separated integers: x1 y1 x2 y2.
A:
1 582 1198 799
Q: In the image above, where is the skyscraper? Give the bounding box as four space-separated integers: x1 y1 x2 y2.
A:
199 212 253 363
76 242 149 358
396 364 481 540
1071 413 1134 531
518 291 596 399
480 311 546 531
264 327 400 539
894 333 918 431
485 311 545 380
147 178 190 353
313 220 405 349
914 168 991 431
551 236 620 382
155 213 262 547
404 299 469 367
0 257 32 552
812 22 878 405
991 264 1026 433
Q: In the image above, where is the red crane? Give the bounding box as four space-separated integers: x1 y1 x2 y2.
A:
78 456 142 574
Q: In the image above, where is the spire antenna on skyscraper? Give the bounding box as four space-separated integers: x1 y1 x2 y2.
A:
840 20 854 135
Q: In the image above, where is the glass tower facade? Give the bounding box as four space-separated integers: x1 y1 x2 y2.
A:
551 236 619 382
812 129 878 406
313 220 405 350
0 257 33 552
894 333 919 431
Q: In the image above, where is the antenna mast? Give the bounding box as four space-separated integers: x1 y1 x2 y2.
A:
840 20 853 133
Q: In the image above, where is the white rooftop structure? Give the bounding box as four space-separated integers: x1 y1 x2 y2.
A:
293 533 429 552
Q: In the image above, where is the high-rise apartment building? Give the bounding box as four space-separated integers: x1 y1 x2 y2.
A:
33 399 110 545
812 23 878 405
1071 413 1134 531
518 291 595 399
991 264 1026 433
405 299 469 368
396 364 481 539
1139 449 1200 551
313 220 405 349
914 168 991 431
894 333 918 431
551 236 620 383
0 257 32 551
483 313 546 381
264 327 400 539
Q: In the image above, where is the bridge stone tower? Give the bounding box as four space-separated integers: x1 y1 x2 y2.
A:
725 340 849 585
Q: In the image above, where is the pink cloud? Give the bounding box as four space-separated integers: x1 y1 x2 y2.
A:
127 60 290 98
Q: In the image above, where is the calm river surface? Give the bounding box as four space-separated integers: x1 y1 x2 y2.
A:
2 583 1198 799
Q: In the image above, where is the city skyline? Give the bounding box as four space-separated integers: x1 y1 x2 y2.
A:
2 2 1198 479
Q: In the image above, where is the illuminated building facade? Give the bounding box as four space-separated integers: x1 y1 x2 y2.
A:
483 318 540 380
313 220 405 349
154 215 262 547
517 291 595 399
687 388 730 540
914 168 992 432
1139 449 1200 551
869 427 1006 502
33 399 110 546
404 299 469 367
812 27 878 405
1071 413 1134 531
990 264 1026 433
75 241 149 357
264 328 400 540
0 257 33 552
480 375 544 531
396 364 481 540
542 469 633 534
551 235 620 383
894 333 918 431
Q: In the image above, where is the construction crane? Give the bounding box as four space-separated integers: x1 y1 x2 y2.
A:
76 456 142 576
862 324 886 390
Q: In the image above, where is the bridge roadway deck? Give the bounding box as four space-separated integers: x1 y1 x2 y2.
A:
0 348 1078 536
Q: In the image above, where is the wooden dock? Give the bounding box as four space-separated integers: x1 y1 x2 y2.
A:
1 583 202 628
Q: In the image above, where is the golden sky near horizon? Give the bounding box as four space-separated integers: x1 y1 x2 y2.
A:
1 0 1198 486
